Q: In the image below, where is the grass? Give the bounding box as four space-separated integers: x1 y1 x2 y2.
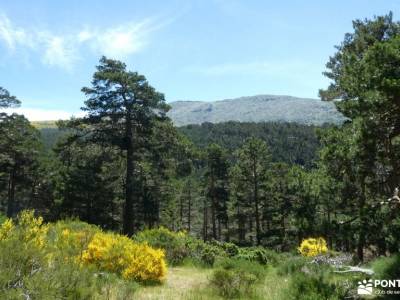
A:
135 266 217 300
134 265 289 300
260 267 290 300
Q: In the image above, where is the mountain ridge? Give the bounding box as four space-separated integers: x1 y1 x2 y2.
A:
167 94 345 126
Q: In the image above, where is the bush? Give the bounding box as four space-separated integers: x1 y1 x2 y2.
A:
210 240 240 257
82 231 166 282
373 254 400 280
236 246 275 265
210 258 267 298
210 268 257 298
285 270 348 300
186 238 226 266
0 211 104 299
277 256 310 276
216 258 267 282
134 227 189 265
0 209 167 300
372 254 400 299
298 237 328 257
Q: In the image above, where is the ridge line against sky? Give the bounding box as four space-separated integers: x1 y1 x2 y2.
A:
0 0 399 121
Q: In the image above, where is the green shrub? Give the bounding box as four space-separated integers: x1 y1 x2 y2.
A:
277 256 310 276
216 258 267 282
210 258 266 298
286 270 348 300
373 254 400 280
187 238 226 266
210 240 240 257
236 247 275 265
210 268 257 298
134 227 189 265
372 254 400 299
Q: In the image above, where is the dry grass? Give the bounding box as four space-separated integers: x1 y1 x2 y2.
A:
134 265 289 300
135 266 220 300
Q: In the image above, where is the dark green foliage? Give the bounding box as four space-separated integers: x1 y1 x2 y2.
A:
179 121 322 168
0 87 20 108
0 113 43 217
236 247 277 265
373 254 400 278
210 240 240 257
39 127 69 151
372 254 400 299
319 13 400 261
68 56 169 236
203 144 230 241
286 270 348 300
53 140 121 230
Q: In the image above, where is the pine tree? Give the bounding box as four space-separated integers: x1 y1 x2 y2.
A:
71 57 169 236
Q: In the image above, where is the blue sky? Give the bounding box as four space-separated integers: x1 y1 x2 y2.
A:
0 0 399 120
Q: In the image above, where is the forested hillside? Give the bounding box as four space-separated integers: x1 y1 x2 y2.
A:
178 122 323 167
38 121 322 168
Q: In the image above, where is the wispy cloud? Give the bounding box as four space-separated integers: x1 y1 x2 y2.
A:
0 14 167 70
87 18 156 58
41 35 78 70
0 14 35 50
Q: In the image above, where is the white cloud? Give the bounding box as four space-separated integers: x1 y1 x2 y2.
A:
41 35 78 70
77 30 93 43
0 14 167 70
0 14 35 50
3 107 84 121
92 20 153 58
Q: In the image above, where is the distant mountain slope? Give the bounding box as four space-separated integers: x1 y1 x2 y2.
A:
167 95 345 126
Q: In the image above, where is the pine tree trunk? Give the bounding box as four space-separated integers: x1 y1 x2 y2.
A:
180 194 183 227
203 198 208 241
188 185 192 232
253 158 261 246
357 183 366 262
210 173 217 240
7 167 16 217
123 110 135 236
218 219 221 240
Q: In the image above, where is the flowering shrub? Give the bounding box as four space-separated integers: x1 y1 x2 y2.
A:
298 237 328 257
0 210 49 248
82 231 166 282
134 226 189 265
0 211 167 284
0 218 14 240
